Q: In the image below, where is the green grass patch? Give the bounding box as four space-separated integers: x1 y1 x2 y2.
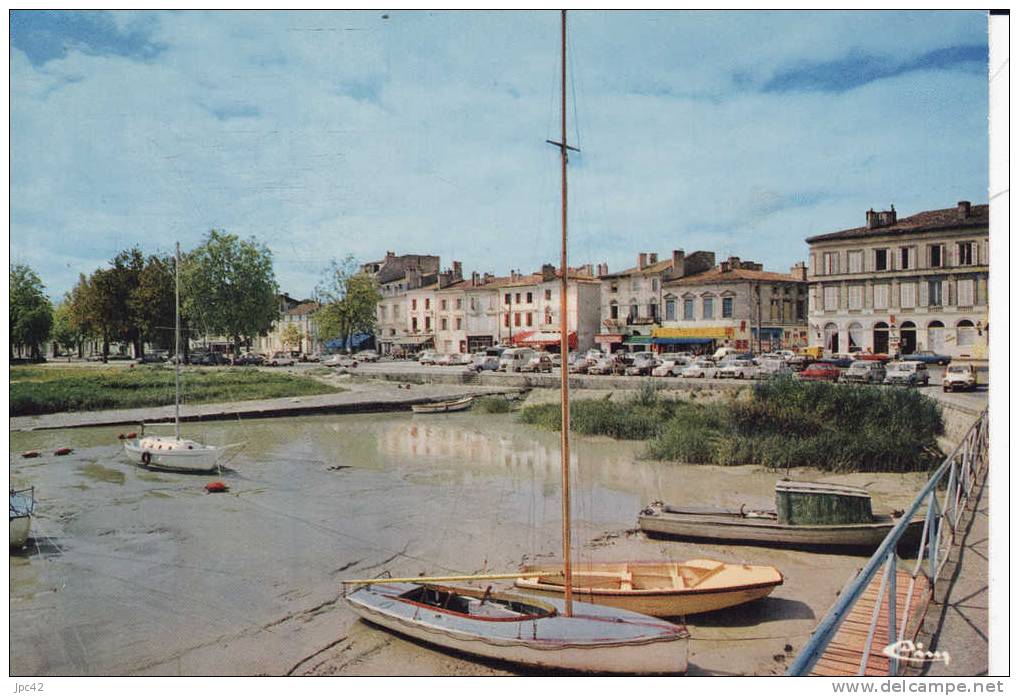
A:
517 377 944 473
10 365 340 416
472 396 514 414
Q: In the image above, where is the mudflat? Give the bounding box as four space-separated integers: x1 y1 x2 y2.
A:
10 411 929 676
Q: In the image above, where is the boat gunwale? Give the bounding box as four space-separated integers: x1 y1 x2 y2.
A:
514 577 784 598
640 509 918 532
377 583 560 623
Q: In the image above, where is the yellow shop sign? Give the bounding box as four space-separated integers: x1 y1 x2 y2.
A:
653 326 735 339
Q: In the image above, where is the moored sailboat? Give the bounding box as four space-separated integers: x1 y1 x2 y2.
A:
123 242 239 473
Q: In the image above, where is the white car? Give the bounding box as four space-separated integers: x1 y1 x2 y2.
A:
268 351 296 366
419 350 441 365
448 352 473 366
884 361 930 386
651 359 688 377
324 354 358 368
681 359 719 379
718 359 758 379
354 350 379 362
943 363 977 392
756 358 793 379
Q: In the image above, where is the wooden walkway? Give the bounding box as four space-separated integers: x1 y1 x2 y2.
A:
812 569 932 676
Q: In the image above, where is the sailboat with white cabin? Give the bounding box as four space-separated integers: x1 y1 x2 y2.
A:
343 12 690 674
123 242 239 473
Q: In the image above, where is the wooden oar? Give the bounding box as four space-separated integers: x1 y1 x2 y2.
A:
342 571 558 586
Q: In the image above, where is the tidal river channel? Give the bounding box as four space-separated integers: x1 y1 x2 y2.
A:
10 412 930 676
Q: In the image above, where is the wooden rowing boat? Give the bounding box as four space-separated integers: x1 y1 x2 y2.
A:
513 559 783 617
410 396 474 414
345 581 689 674
638 496 924 552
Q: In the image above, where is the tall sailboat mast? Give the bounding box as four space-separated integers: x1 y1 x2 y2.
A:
556 8 574 617
174 241 181 441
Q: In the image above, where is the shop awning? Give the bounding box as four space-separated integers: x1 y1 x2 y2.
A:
512 330 577 349
594 334 624 343
652 326 735 340
624 335 653 345
394 336 434 346
652 337 714 345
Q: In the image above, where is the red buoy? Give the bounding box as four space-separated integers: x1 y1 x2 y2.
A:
54 447 73 456
205 481 229 493
20 450 40 459
125 431 138 439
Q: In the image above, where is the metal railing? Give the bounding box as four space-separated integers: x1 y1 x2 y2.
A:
787 407 989 676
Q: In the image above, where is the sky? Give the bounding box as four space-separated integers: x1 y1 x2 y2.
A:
9 10 990 301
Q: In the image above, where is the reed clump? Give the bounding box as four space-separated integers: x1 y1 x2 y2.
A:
519 377 945 473
472 396 513 413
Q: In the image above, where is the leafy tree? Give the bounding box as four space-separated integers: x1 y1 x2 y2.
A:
9 263 53 360
280 323 303 353
50 299 82 358
131 253 176 352
67 273 100 358
180 229 279 351
314 256 381 351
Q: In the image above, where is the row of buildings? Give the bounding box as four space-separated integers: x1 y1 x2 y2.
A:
359 200 989 360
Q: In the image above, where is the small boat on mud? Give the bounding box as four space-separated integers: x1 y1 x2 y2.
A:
411 396 474 414
514 559 783 617
639 480 924 552
345 581 689 674
10 487 35 550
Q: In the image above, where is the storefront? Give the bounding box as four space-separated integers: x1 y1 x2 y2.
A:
623 335 653 352
467 335 494 353
651 326 738 354
594 333 624 354
510 330 577 354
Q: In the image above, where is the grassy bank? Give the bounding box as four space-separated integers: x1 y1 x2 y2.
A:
517 378 944 473
9 366 340 416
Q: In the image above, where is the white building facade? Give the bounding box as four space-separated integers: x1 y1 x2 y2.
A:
806 202 989 358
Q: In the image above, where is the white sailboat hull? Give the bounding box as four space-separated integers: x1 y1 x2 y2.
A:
346 583 689 674
10 516 31 549
123 437 223 473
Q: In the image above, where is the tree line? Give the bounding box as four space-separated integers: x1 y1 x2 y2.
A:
10 230 382 362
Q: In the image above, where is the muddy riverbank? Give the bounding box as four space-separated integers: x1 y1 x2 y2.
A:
10 411 931 676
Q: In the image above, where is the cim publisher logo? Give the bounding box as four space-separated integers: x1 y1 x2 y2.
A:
881 640 951 667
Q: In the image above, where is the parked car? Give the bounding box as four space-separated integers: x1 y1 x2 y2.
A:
498 347 537 372
943 363 977 392
324 354 358 368
140 352 168 364
681 359 719 379
624 352 659 376
651 357 691 377
717 359 758 380
233 352 265 366
884 361 930 386
520 353 554 373
568 356 595 374
586 357 615 375
200 352 231 366
268 351 296 367
839 360 887 384
796 361 843 382
712 346 741 362
418 350 441 365
901 350 951 366
433 353 454 366
354 350 380 362
825 354 855 369
448 352 473 366
472 354 500 372
756 358 793 379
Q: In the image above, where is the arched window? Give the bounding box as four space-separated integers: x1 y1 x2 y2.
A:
899 321 917 355
848 322 864 350
823 322 839 353
957 319 976 347
927 320 945 352
872 322 889 354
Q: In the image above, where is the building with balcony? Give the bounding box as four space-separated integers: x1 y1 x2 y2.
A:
595 249 717 353
656 258 809 354
805 201 989 358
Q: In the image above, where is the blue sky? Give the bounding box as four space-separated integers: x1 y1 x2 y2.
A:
10 10 989 300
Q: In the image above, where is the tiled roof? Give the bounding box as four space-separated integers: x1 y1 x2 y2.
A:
806 204 989 243
285 301 320 316
376 254 440 284
600 259 673 279
666 268 801 286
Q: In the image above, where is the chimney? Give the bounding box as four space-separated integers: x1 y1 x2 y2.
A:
483 272 493 284
438 270 453 289
580 263 593 277
638 252 648 270
957 200 971 219
541 263 557 281
671 250 686 278
866 208 878 229
386 251 395 260
648 253 658 265
452 261 463 280
790 262 807 281
728 256 741 270
471 271 480 286
719 260 730 273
